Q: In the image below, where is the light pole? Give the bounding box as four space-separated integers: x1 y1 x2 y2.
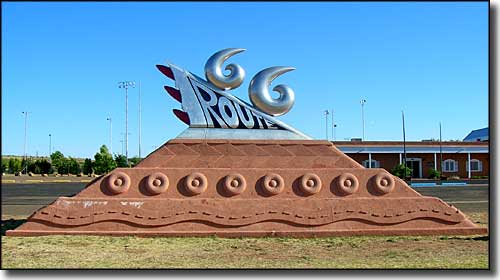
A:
120 140 124 155
323 110 330 140
439 122 443 176
118 81 135 166
106 117 113 155
138 81 142 159
402 111 407 178
360 99 367 141
330 109 334 141
22 111 30 174
49 134 51 156
333 123 337 141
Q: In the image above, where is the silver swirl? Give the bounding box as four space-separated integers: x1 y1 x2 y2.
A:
248 66 295 116
204 48 246 90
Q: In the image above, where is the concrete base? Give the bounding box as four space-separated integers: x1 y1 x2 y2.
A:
7 139 488 237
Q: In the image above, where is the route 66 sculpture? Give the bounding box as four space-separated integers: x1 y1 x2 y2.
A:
156 48 310 140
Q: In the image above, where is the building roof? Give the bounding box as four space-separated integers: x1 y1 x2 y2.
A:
333 140 489 154
463 127 488 142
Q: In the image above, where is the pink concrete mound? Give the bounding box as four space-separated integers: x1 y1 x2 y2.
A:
7 139 487 237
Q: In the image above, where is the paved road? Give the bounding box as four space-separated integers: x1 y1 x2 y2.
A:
414 185 488 213
1 183 489 219
2 182 87 218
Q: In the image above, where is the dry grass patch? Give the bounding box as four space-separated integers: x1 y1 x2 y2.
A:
1 209 488 269
1 234 488 269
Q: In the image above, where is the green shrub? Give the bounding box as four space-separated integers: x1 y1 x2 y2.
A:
428 168 441 179
1 159 7 173
391 164 412 179
82 158 93 175
8 158 22 174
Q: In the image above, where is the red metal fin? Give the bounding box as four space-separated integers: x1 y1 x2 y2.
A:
164 86 182 103
173 109 190 125
156 65 175 80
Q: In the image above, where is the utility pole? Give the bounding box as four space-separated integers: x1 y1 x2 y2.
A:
22 111 30 174
402 111 407 178
107 117 113 155
138 81 142 159
49 134 52 157
360 99 366 141
118 81 135 166
323 110 330 140
120 139 124 155
331 109 334 141
333 123 337 141
439 122 443 176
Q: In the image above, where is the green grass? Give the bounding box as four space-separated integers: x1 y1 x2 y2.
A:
1 234 488 269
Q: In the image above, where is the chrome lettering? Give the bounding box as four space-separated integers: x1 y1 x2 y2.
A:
218 96 239 128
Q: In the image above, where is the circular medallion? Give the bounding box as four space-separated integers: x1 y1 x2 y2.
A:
262 173 285 195
336 173 360 195
145 172 169 195
185 172 208 195
373 173 395 194
299 173 322 195
223 173 247 196
107 171 131 194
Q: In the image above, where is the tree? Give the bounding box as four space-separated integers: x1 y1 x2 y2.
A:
50 151 65 171
114 154 128 168
36 159 52 174
68 158 81 175
391 164 412 179
93 145 116 174
82 158 93 175
129 157 142 167
57 158 70 174
1 159 8 173
8 158 22 174
28 161 38 174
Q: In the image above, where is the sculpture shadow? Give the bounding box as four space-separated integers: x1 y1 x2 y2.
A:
215 178 234 198
366 176 386 196
291 177 312 197
2 219 27 236
254 177 273 198
138 176 159 196
330 176 348 197
176 176 199 197
99 177 115 196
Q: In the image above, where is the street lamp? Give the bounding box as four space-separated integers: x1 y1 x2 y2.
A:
120 140 124 155
138 81 142 159
48 134 52 157
118 81 135 166
360 99 367 141
21 111 31 174
330 109 336 141
402 111 407 177
323 110 330 140
106 117 113 155
333 123 337 141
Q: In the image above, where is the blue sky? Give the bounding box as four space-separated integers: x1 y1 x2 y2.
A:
2 2 488 158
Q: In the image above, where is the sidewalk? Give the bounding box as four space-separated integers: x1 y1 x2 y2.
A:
1 174 98 184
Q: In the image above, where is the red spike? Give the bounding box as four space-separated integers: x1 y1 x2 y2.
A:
173 109 190 125
156 65 175 80
164 86 182 103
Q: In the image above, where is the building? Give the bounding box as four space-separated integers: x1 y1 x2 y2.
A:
463 127 488 142
334 140 489 179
